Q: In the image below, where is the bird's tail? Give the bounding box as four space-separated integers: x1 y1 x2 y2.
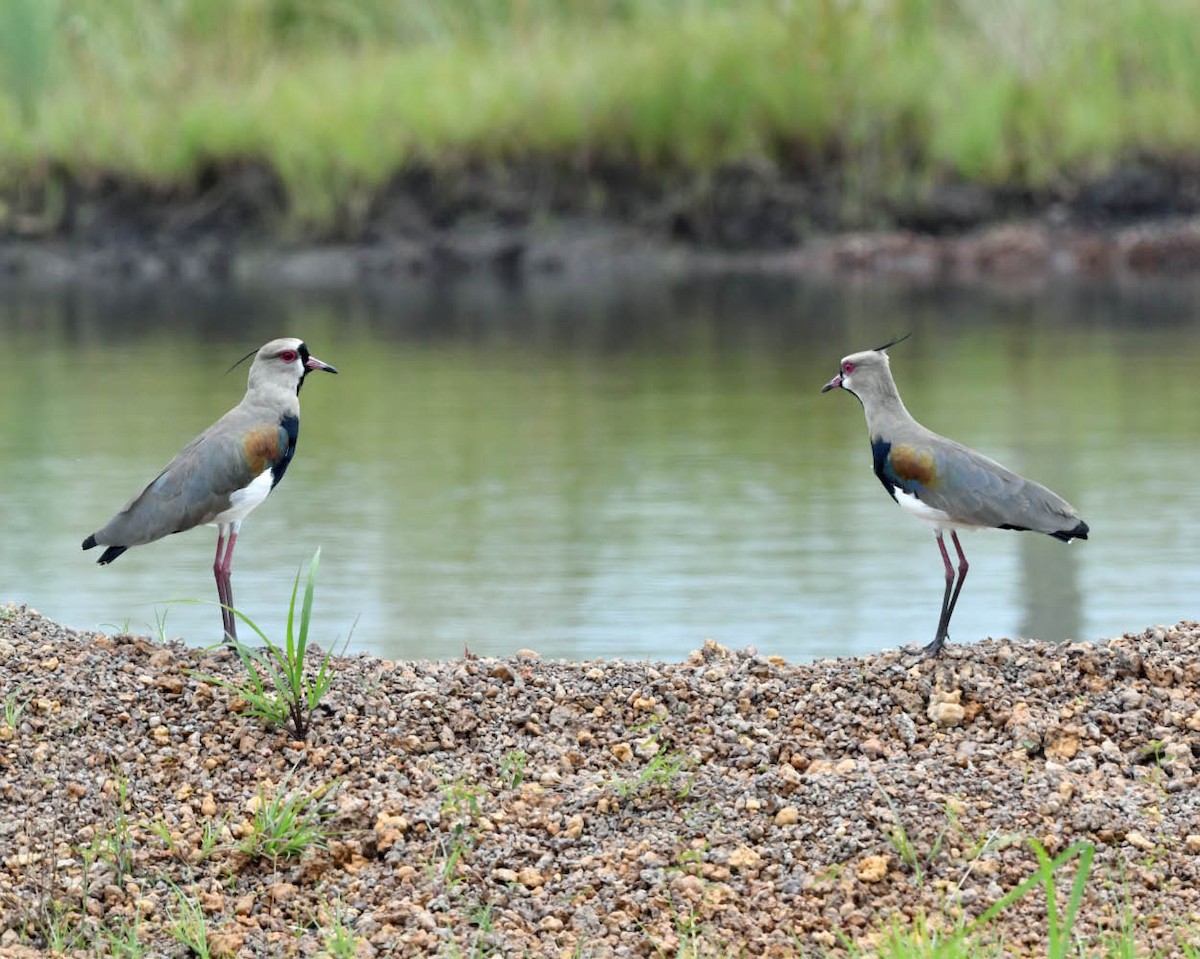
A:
82 534 128 565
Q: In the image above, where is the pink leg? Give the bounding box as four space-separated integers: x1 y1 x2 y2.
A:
213 526 239 643
923 530 970 658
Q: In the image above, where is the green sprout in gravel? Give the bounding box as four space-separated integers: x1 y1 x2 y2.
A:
194 548 344 741
433 778 484 888
80 773 136 885
499 748 527 789
840 838 1096 958
98 915 146 959
3 686 26 729
319 903 361 959
240 773 338 866
610 732 694 800
166 883 211 959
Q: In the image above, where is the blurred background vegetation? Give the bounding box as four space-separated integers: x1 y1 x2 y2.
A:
0 0 1197 226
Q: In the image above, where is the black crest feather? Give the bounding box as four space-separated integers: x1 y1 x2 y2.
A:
225 346 259 375
872 332 911 352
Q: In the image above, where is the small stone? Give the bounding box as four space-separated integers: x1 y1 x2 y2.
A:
856 855 889 883
1184 835 1200 853
610 742 633 763
1126 831 1155 852
727 846 762 871
777 762 803 792
207 931 245 959
201 795 218 817
149 649 174 667
1046 728 1080 761
517 866 545 888
859 737 889 758
564 815 584 840
929 702 966 727
515 648 540 661
493 868 519 884
774 806 799 826
267 882 298 903
199 890 225 913
40 656 59 671
156 675 184 694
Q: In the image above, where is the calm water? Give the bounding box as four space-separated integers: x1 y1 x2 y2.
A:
2 274 1199 662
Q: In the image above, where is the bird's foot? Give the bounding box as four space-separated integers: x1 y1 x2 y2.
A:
918 634 948 660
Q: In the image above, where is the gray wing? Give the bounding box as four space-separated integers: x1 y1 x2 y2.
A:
91 419 288 547
885 436 1084 536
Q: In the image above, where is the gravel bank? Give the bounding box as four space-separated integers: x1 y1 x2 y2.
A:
3 604 1200 956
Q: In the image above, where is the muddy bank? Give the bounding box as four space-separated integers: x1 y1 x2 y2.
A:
4 158 1200 285
3 604 1200 956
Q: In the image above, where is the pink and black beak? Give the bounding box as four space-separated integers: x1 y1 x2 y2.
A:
298 343 337 394
821 372 843 393
304 355 337 374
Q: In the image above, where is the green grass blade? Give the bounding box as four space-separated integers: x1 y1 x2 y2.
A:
1057 841 1095 959
297 547 320 661
285 559 301 662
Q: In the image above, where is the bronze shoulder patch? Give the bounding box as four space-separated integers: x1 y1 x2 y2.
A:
241 426 283 476
889 444 938 486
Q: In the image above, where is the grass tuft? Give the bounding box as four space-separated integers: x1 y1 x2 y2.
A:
240 772 338 865
1 0 1199 228
191 547 345 741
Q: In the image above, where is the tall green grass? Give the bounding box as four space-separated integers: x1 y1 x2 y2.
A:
1 0 1199 227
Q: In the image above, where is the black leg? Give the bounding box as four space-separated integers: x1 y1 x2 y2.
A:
922 531 957 657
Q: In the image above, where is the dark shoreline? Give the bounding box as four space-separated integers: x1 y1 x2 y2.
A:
4 158 1200 286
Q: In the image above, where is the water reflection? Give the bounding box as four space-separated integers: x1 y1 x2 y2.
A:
2 274 1199 662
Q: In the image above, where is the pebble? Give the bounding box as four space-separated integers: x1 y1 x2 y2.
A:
517 866 545 888
774 806 799 826
856 855 889 883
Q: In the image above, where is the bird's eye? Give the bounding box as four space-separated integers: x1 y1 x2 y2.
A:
279 350 298 363
842 361 856 374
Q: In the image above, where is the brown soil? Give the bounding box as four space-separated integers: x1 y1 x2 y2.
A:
3 604 1200 956
4 158 1200 285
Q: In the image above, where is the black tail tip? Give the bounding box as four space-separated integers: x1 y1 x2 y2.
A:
84 537 128 565
97 546 128 565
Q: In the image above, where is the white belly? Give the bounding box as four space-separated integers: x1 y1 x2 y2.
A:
209 469 274 527
894 488 983 533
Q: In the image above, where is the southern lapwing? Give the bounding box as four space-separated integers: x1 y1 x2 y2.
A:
82 338 338 643
821 336 1088 657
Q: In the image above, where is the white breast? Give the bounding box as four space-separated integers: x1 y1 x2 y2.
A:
209 469 274 527
894 488 983 533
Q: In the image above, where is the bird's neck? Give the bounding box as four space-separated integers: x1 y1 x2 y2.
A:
243 382 301 416
860 380 916 439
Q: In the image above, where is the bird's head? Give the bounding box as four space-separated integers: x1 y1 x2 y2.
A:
246 338 338 395
821 333 909 400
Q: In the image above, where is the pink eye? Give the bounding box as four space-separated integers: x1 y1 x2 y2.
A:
279 350 298 363
842 361 856 374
